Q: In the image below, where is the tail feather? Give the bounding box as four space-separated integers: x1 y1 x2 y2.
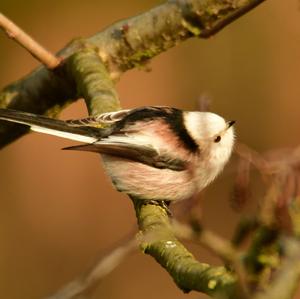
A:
0 108 102 143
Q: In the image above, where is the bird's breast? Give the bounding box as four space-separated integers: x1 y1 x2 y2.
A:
100 154 197 202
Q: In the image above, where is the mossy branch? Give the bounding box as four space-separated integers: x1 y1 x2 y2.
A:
66 49 121 115
0 0 266 148
132 199 241 297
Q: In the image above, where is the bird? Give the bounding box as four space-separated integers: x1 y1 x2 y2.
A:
0 106 235 203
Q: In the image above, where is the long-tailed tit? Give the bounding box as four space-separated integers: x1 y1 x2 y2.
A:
0 106 235 202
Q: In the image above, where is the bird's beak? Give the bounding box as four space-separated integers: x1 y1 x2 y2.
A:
227 120 236 128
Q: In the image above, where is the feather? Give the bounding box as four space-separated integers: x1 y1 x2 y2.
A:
63 140 187 171
66 109 131 127
0 108 106 143
0 107 192 171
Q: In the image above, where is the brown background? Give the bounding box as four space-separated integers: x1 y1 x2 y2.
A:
0 1 300 298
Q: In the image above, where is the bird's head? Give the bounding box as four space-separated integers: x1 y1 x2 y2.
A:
183 111 235 164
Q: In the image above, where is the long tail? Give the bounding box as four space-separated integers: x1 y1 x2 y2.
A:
0 108 102 143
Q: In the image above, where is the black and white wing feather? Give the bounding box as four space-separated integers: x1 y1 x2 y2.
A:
0 108 106 143
63 141 186 171
66 107 189 171
0 107 189 171
66 109 131 127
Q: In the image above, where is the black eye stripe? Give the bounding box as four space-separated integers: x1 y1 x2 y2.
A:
214 136 221 143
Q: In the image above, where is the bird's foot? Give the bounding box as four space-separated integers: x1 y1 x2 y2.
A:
147 200 172 217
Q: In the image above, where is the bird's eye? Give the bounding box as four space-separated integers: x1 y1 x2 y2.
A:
214 136 221 143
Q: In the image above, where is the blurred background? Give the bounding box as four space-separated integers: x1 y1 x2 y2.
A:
0 0 300 298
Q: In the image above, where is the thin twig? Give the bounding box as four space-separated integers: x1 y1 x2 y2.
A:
0 13 60 69
46 237 138 299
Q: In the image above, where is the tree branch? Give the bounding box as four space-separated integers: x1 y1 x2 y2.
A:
0 13 60 69
172 220 239 264
46 237 138 299
252 238 300 299
66 49 120 115
132 199 242 297
0 0 266 148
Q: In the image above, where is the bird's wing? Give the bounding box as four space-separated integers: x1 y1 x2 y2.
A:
66 106 174 129
0 108 109 143
66 109 132 127
63 136 187 171
0 107 188 171
66 107 188 171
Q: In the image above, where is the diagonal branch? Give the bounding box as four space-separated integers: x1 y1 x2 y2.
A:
87 0 267 75
46 237 138 299
172 220 239 264
0 0 266 148
0 13 60 69
132 199 242 297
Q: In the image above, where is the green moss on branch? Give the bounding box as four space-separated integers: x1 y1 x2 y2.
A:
66 49 120 115
133 199 241 297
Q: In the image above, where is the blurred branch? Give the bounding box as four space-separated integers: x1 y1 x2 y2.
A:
252 238 300 299
243 226 279 276
172 220 239 264
46 237 138 299
0 13 60 69
232 217 258 247
234 143 270 175
173 219 253 298
232 142 300 297
0 0 266 148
